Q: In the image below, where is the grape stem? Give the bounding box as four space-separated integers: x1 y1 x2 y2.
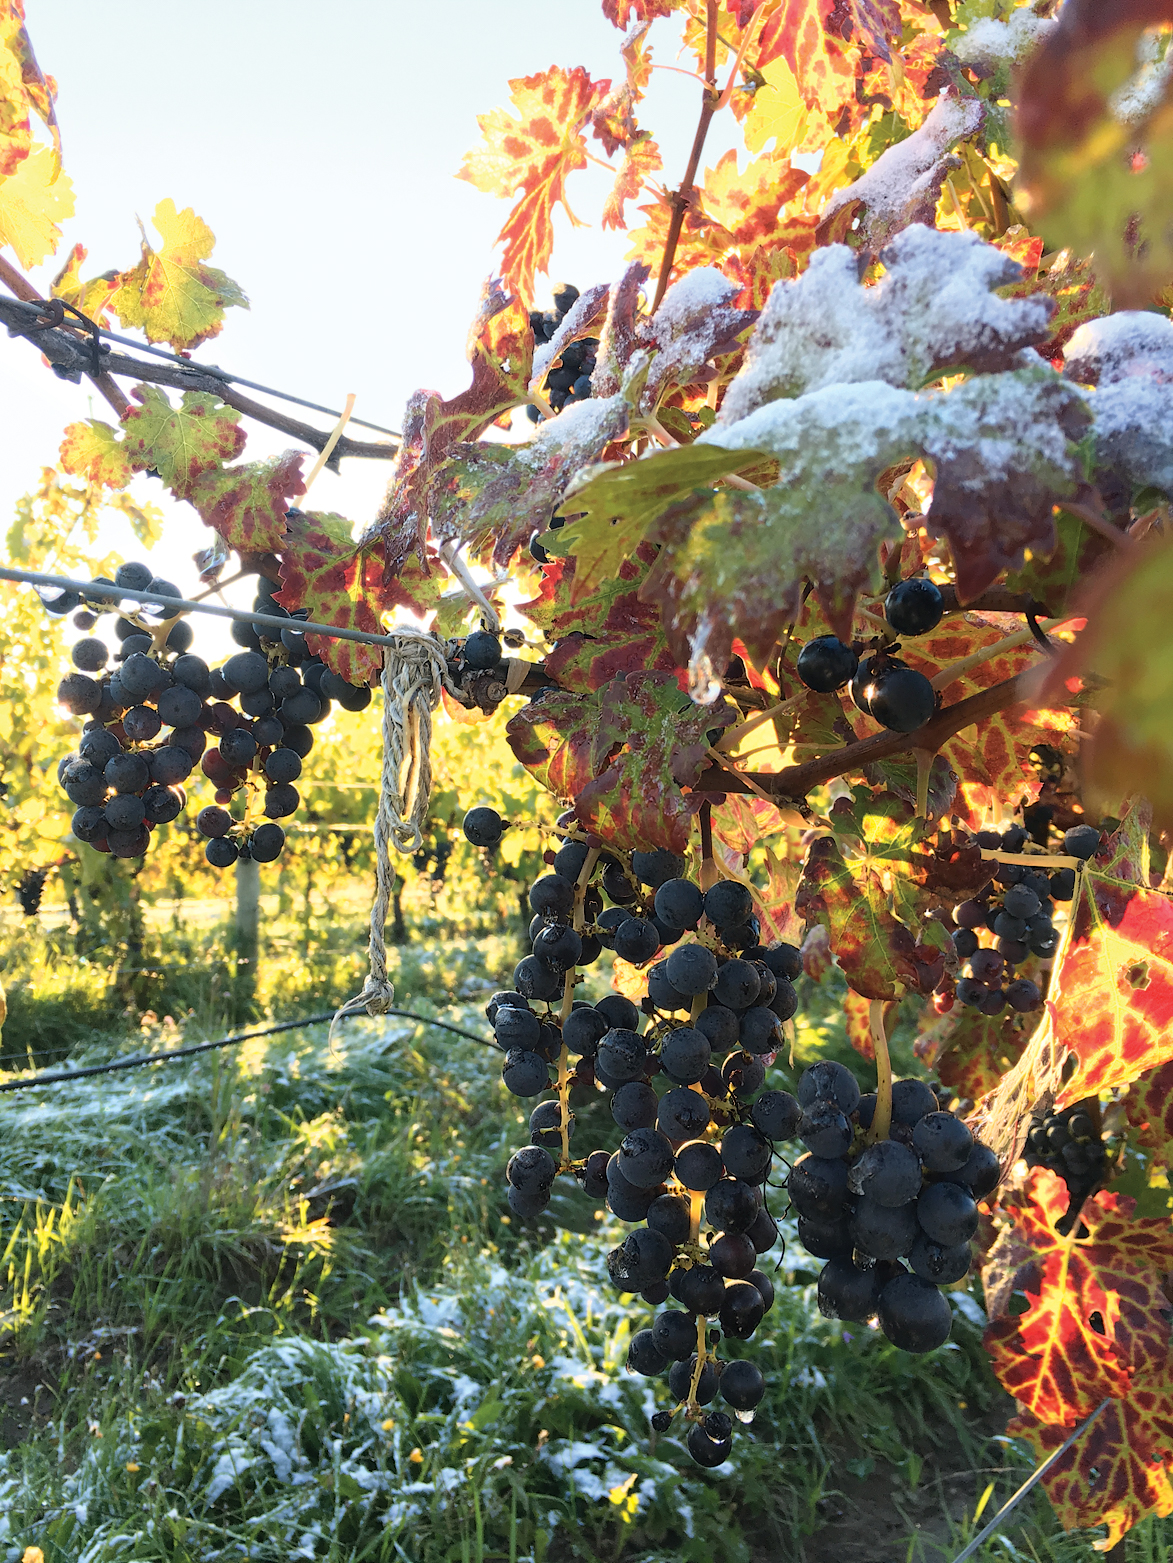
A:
929 617 1064 692
866 999 893 1144
979 848 1084 870
650 0 721 314
557 845 602 1168
685 1311 708 1412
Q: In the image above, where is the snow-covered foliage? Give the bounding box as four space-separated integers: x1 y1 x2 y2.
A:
1065 312 1173 494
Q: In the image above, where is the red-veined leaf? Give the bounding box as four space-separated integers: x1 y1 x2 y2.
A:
119 386 245 499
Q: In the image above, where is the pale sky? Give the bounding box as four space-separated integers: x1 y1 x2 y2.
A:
0 1 745 655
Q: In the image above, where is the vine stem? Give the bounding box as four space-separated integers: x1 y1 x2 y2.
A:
557 846 602 1167
650 0 721 314
866 1000 893 1144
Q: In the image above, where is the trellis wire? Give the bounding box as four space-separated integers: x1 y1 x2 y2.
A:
0 565 427 652
948 1398 1111 1563
0 1006 499 1094
1 295 402 439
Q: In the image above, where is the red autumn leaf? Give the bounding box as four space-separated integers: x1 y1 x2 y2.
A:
602 0 679 25
756 0 858 123
275 511 387 686
843 989 876 1061
601 131 663 231
699 150 810 250
1125 1059 1173 1163
377 280 533 574
458 66 609 303
710 795 793 857
518 549 679 694
0 1 60 176
505 687 607 803
189 451 306 557
753 847 804 947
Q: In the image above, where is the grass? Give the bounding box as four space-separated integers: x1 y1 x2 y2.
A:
0 909 1160 1561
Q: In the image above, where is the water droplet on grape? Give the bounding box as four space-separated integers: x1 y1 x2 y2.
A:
736 1409 755 1424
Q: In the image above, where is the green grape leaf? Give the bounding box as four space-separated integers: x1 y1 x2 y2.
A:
58 419 132 490
546 441 768 602
120 386 245 498
189 451 306 556
109 199 248 350
275 511 385 686
1003 506 1115 618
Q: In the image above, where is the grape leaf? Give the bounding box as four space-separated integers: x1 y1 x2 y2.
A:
697 149 810 249
1125 1060 1173 1164
753 846 804 947
546 442 767 602
988 1173 1173 1548
58 420 132 490
602 0 679 27
458 66 609 302
275 511 385 686
518 548 677 693
575 672 735 853
189 451 306 557
844 989 876 1061
795 835 920 1000
1017 0 1173 307
0 3 59 176
376 282 533 577
430 394 630 569
0 142 73 267
109 199 248 350
913 1004 1030 1103
1003 507 1114 619
50 242 119 323
602 131 662 230
507 671 734 853
756 0 860 126
120 386 245 498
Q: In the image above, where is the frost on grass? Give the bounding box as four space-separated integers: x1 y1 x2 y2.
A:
717 227 1055 425
1065 311 1173 494
951 10 1056 75
818 93 985 251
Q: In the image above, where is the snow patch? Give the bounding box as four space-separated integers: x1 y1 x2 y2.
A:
952 11 1056 73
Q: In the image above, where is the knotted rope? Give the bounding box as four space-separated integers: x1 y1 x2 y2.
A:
333 630 450 1024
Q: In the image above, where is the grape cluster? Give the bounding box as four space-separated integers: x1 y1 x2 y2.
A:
52 561 371 868
527 283 597 419
798 1064 1000 1349
947 820 1100 1016
794 577 948 736
469 809 811 1465
1024 1098 1108 1217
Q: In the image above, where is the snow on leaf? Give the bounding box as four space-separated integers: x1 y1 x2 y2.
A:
0 143 73 267
717 226 1056 427
188 451 306 557
592 261 651 399
119 386 245 499
638 266 759 411
375 281 533 573
795 835 920 1000
275 512 385 686
518 548 677 694
1017 0 1173 307
59 420 132 490
1064 312 1173 497
109 199 248 351
530 283 610 392
818 91 984 253
458 66 609 303
547 441 767 604
431 394 630 569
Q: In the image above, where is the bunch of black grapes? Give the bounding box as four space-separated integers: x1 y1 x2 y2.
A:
1024 1098 1109 1226
949 821 1101 1016
787 1063 1000 1354
526 282 598 420
795 576 948 735
51 561 371 868
466 807 806 1466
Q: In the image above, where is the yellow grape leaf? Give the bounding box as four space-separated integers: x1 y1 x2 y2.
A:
59 420 132 490
51 242 119 322
111 198 249 350
0 143 73 267
743 56 813 156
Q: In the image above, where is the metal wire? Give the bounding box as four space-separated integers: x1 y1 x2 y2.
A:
1 296 402 439
0 566 432 654
0 1006 499 1094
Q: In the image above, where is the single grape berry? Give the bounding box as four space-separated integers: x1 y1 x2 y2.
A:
463 630 502 669
463 806 504 848
885 577 945 637
1064 824 1101 860
865 664 936 733
797 636 859 693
